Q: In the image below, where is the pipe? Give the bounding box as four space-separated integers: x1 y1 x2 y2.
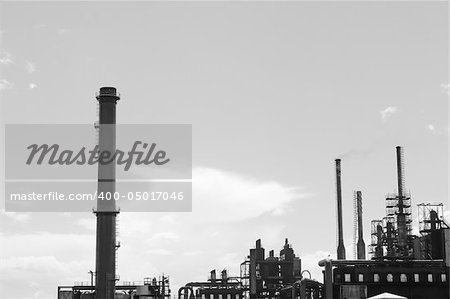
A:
335 159 346 260
221 269 227 281
318 259 333 299
444 229 450 267
95 87 120 299
291 279 322 299
356 191 366 260
178 286 195 299
88 271 94 286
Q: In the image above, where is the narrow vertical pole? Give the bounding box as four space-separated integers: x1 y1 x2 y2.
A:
336 159 346 260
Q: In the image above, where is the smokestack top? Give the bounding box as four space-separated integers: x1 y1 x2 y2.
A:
96 86 120 102
100 86 117 96
335 159 341 171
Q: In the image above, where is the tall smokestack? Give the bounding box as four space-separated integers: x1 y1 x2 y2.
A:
335 159 346 260
396 146 407 254
95 87 120 299
356 191 366 260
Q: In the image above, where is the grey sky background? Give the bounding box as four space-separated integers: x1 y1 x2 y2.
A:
0 1 449 298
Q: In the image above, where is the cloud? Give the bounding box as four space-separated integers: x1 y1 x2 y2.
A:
440 83 450 95
0 79 13 91
0 232 95 298
145 248 174 255
0 256 68 274
0 254 93 299
25 61 36 73
76 218 95 231
217 252 240 269
338 143 379 160
1 210 30 223
192 167 307 222
426 124 436 134
57 28 70 35
0 52 13 64
29 83 37 89
380 106 398 122
183 250 205 256
160 215 176 223
146 231 180 243
0 232 94 258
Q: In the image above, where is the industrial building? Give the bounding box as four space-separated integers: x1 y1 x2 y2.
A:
178 239 322 299
178 147 450 299
58 87 449 299
319 147 450 299
178 269 245 299
58 276 171 299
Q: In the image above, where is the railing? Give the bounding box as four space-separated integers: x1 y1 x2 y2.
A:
95 91 121 98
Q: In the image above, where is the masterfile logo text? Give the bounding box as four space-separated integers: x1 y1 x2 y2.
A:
26 140 170 171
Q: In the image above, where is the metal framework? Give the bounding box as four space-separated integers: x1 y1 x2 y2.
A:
418 203 447 235
58 275 171 299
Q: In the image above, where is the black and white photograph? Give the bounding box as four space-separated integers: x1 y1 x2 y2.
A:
0 1 449 299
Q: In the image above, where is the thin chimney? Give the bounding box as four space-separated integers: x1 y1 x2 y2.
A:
356 191 366 260
336 159 346 260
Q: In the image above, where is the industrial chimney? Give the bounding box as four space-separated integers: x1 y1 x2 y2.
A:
95 87 120 299
355 191 366 260
335 159 346 260
396 146 408 255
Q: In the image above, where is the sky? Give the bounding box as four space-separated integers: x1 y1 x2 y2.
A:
0 1 449 299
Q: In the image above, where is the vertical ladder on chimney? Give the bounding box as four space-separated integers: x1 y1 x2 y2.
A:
115 215 120 282
353 191 358 260
94 101 100 159
398 148 406 199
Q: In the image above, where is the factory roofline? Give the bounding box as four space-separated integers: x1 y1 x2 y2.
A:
318 258 446 267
